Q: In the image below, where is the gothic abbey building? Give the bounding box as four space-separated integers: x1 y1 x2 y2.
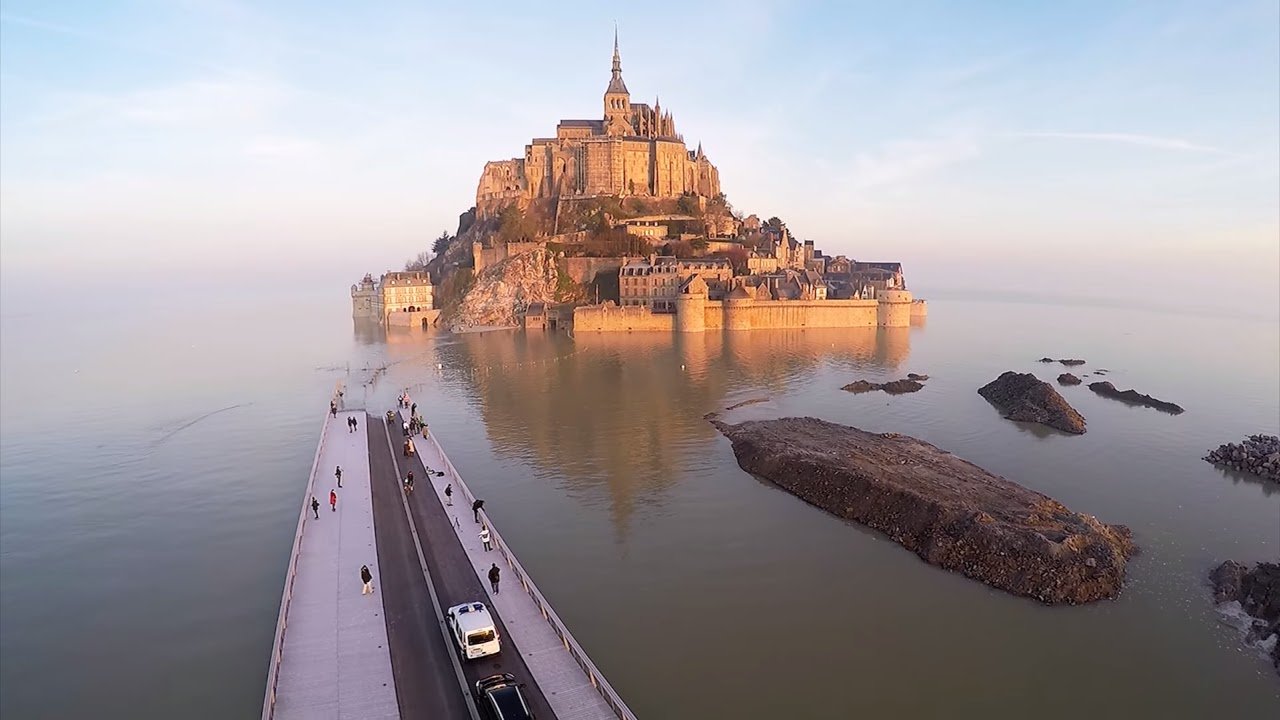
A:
474 35 722 218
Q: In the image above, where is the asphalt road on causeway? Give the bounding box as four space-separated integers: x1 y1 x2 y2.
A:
366 414 557 719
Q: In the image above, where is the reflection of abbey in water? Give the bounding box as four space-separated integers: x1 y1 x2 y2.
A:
448 326 912 536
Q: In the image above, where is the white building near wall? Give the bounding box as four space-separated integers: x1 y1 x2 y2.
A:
351 271 435 324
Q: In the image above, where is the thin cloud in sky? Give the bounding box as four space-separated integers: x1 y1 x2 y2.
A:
1015 131 1238 155
845 132 981 193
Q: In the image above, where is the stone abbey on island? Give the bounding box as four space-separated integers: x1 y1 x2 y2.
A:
473 31 721 220
353 32 925 334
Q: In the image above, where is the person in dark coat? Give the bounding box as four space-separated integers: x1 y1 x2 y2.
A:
444 484 453 506
361 565 374 595
488 563 500 594
311 496 320 519
330 400 337 417
472 498 484 523
334 465 342 488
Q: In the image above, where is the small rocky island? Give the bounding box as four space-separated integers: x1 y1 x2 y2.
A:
1087 381 1184 414
1058 373 1082 386
978 371 1087 434
1204 434 1280 482
1210 561 1280 675
709 416 1136 604
842 378 924 395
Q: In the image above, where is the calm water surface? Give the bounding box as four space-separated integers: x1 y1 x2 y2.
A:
1 290 1277 719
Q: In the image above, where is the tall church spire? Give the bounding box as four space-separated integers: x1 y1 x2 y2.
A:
603 26 632 135
612 25 621 74
606 26 628 94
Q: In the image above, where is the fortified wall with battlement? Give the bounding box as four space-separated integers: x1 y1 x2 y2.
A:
573 288 914 332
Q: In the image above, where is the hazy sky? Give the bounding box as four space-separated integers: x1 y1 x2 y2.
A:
2 1 1277 311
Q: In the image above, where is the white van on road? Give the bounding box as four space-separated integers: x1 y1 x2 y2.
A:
446 601 501 660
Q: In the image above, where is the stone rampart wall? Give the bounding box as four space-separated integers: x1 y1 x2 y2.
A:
474 241 542 276
572 303 675 332
386 309 441 328
702 300 879 330
559 257 625 284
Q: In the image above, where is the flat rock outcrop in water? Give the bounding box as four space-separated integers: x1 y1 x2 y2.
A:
1210 561 1280 675
1087 381 1184 415
709 417 1136 604
842 378 924 395
1058 373 1082 386
978 371 1087 434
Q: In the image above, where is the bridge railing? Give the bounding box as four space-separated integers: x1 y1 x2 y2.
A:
260 407 336 720
422 427 638 720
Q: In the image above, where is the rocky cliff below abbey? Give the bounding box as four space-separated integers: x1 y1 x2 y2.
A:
445 248 580 331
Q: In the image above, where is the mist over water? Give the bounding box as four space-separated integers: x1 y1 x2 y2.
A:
1 288 1277 718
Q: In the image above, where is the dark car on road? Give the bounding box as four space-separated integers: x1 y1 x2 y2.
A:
475 673 533 720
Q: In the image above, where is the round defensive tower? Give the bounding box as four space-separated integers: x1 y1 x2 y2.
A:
724 283 755 331
877 289 913 327
675 284 707 333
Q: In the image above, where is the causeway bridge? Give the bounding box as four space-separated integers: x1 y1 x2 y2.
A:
260 402 636 719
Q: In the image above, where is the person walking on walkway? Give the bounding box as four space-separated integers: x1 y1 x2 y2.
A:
410 402 417 416
330 400 337 417
330 489 338 512
360 565 374 595
311 496 320 519
334 465 342 488
404 471 414 494
480 525 492 551
444 484 453 506
488 563 500 594
351 415 359 432
472 498 485 523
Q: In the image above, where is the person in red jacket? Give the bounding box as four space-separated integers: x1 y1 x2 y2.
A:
329 489 337 512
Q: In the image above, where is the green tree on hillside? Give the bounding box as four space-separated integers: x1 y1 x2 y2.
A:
431 230 452 255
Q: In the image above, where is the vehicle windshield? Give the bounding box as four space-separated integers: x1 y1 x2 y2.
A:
490 687 530 718
468 630 496 645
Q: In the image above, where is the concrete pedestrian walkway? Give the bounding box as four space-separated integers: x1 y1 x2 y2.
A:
404 410 627 720
270 411 399 720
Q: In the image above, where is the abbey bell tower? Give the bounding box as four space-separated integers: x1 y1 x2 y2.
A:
602 29 633 136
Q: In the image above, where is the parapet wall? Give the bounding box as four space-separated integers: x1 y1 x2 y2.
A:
387 309 440 328
559 257 625 284
573 296 913 333
474 241 542 276
573 303 675 332
704 299 879 331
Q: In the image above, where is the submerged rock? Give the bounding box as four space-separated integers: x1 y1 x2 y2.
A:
1059 359 1087 366
1087 381 1184 415
906 373 930 381
978 371 1087 434
710 416 1136 604
1210 561 1280 675
842 378 924 395
1204 434 1280 483
1058 373 1082 386
1037 357 1055 363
